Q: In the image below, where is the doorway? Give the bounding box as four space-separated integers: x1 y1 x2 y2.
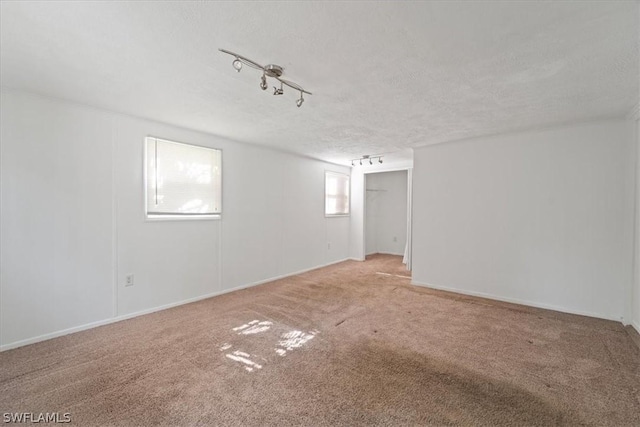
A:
364 169 412 272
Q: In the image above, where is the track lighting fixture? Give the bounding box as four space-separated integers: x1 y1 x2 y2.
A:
219 48 312 107
351 155 384 166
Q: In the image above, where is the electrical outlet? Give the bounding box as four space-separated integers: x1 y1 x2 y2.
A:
125 274 134 287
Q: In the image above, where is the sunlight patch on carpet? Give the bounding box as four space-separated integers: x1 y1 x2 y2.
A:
232 320 273 335
221 321 321 371
275 329 319 357
225 350 264 372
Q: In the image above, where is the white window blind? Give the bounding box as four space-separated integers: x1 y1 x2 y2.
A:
325 171 350 216
145 137 221 217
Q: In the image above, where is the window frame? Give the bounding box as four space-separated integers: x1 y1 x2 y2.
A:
143 136 223 221
324 170 351 217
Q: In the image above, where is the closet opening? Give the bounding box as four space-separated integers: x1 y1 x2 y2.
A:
363 169 412 277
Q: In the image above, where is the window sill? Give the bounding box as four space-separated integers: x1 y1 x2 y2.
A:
146 214 221 221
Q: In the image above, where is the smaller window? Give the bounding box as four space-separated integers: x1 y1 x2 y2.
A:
145 137 221 219
325 171 350 216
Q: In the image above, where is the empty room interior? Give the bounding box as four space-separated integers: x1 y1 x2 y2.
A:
1 1 640 425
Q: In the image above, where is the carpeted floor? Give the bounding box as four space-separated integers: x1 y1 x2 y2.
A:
1 254 639 426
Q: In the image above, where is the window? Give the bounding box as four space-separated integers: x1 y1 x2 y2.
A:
145 137 221 218
325 171 350 216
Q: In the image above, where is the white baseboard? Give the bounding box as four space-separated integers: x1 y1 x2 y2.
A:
0 286 248 352
411 279 623 323
0 257 351 352
235 257 350 288
0 316 122 353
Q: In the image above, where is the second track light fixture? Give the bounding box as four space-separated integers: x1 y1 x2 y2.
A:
351 155 384 166
219 48 312 107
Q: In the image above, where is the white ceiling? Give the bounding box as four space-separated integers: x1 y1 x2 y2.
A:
1 1 638 165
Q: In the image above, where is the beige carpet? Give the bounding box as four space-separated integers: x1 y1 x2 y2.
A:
1 254 639 426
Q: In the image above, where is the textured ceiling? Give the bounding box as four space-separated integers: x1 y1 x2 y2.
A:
1 1 638 165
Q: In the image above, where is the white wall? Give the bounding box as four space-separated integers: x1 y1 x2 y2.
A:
412 120 636 322
365 171 408 256
349 170 365 261
633 115 640 332
0 91 115 346
0 90 350 349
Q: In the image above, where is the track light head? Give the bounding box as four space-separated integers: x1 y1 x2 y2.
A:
359 159 362 166
351 160 355 166
273 82 284 95
260 74 268 90
369 158 373 165
296 92 304 107
379 158 383 164
232 58 242 72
